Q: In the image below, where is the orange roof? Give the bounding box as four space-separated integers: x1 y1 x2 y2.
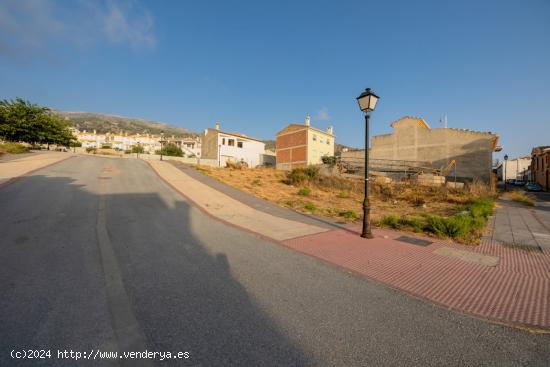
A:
390 116 430 129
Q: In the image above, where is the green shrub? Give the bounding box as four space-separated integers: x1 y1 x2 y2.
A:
467 198 494 218
286 200 296 207
304 202 316 211
297 187 311 196
156 143 184 157
425 214 485 239
251 179 262 186
321 155 337 166
287 169 308 184
287 167 320 185
382 214 399 228
338 210 357 219
101 144 111 149
336 192 350 199
398 216 425 232
443 216 473 238
85 147 97 153
424 216 446 236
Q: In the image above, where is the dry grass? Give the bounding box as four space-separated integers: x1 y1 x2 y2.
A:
0 142 30 155
504 191 535 206
188 165 495 234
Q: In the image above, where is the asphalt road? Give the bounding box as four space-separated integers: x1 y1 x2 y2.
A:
1 155 549 366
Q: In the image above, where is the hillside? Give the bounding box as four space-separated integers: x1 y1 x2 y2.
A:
57 111 196 137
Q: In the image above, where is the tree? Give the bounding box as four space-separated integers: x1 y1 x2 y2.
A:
156 143 184 157
131 143 145 158
0 98 75 147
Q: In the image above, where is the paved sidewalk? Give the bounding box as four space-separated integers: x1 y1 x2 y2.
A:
148 160 328 240
151 161 550 330
0 151 72 185
490 197 550 252
284 227 550 330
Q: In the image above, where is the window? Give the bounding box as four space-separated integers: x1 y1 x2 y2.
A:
320 137 324 143
222 138 225 145
312 134 317 141
237 141 243 148
327 139 330 145
228 139 235 146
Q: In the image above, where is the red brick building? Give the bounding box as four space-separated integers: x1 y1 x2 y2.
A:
531 146 550 191
275 115 335 170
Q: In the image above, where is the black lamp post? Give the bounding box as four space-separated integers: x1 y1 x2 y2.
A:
504 154 508 191
356 88 380 239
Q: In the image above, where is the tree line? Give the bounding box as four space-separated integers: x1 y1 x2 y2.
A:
0 98 75 147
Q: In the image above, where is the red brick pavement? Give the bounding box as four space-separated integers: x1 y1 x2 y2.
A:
283 227 550 330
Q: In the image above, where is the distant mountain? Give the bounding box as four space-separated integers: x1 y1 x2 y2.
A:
57 111 196 137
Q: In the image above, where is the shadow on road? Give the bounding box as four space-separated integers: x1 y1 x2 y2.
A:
0 171 312 366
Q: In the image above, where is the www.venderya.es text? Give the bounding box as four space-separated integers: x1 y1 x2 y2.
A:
11 349 190 361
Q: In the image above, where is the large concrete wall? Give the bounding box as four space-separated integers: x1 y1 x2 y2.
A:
201 128 219 161
371 117 497 183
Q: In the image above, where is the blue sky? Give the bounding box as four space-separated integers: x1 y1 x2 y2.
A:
1 0 549 159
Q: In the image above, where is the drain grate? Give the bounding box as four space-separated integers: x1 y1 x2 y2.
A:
395 235 432 247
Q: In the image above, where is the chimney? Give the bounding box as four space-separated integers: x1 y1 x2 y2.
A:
305 114 310 126
215 121 221 130
327 125 333 135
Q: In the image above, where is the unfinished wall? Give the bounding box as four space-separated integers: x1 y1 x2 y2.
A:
371 117 497 183
201 128 219 160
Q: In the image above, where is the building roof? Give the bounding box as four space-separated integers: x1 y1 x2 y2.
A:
389 116 500 151
276 123 335 137
531 146 550 155
390 116 430 129
207 128 264 143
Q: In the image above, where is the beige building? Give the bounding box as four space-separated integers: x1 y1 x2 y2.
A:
275 114 335 170
370 116 500 183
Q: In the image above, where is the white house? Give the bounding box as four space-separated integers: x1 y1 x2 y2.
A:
74 129 202 156
497 156 531 182
201 122 265 167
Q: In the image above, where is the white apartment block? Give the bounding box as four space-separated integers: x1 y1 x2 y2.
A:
74 129 201 156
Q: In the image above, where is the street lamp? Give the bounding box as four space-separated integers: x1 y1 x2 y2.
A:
504 154 508 191
356 88 380 239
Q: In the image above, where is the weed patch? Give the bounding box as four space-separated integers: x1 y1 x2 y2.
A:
336 192 350 199
506 192 534 206
0 142 30 154
338 210 357 219
298 187 311 196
